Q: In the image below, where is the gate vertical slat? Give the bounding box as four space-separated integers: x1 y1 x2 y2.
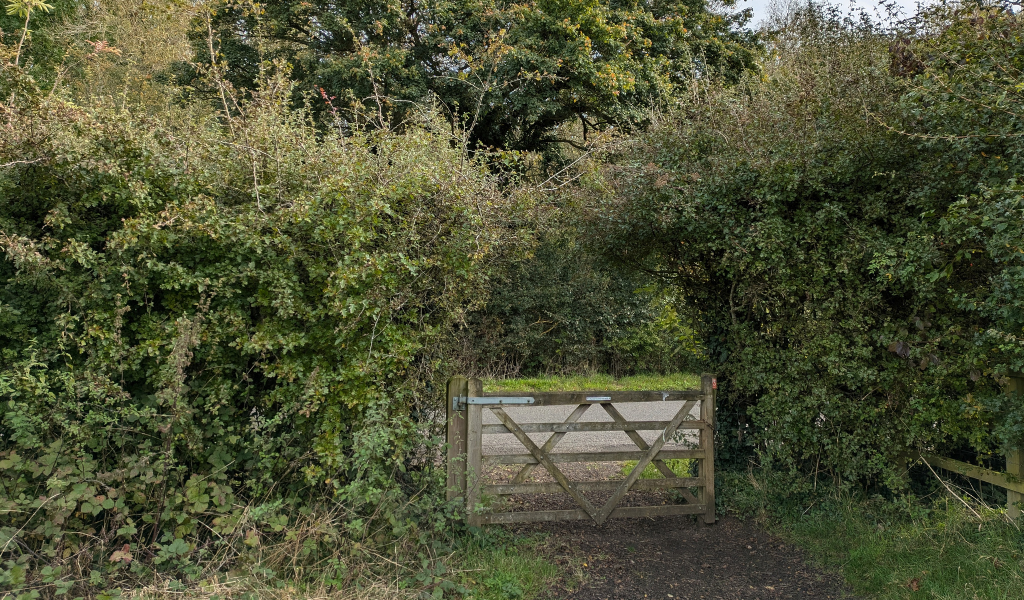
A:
700 374 717 524
466 378 484 527
446 376 468 501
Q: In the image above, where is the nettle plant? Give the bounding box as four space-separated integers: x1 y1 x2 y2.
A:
0 60 526 593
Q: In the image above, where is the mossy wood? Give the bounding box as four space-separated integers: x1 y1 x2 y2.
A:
447 374 717 526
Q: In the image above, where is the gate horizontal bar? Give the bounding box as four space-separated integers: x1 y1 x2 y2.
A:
481 420 705 434
483 448 705 465
480 390 700 406
476 503 705 524
484 477 703 495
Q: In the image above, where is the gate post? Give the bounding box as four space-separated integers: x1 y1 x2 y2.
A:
1007 374 1023 519
700 373 717 524
466 378 484 526
446 376 469 502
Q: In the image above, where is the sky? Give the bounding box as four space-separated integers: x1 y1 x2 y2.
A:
738 0 937 27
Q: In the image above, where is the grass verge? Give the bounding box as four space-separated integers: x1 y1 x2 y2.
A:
722 469 1024 599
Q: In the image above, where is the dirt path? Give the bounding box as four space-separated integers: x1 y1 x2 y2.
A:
486 464 854 599
520 514 853 599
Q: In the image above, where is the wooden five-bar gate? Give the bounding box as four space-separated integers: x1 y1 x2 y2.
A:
446 375 717 526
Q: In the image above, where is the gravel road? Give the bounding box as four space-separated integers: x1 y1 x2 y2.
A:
481 401 699 455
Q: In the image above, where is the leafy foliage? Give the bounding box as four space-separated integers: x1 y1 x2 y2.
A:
194 0 758 151
461 232 702 377
0 55 526 593
600 3 1024 483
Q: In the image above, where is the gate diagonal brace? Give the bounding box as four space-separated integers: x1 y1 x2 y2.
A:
513 403 591 484
601 402 700 505
489 406 601 521
594 399 697 525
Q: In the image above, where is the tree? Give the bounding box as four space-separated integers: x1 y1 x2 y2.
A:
193 0 758 151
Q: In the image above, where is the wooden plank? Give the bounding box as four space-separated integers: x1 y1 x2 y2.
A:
602 402 682 481
484 477 702 495
594 400 697 524
512 403 591 484
482 448 706 465
446 377 468 502
480 390 701 406
477 503 705 525
923 453 1024 495
489 407 600 520
482 420 707 434
466 378 484 527
700 374 717 525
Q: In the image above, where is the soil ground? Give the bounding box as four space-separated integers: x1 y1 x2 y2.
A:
485 463 855 600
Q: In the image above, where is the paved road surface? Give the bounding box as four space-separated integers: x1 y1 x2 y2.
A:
481 401 699 455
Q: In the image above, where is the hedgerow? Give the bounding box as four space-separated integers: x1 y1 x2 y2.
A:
0 56 527 594
600 3 1024 483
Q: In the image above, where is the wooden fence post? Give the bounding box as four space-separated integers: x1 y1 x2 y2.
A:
466 378 484 526
700 373 717 525
1007 374 1024 519
446 376 468 502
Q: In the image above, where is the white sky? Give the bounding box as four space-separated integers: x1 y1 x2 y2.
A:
738 0 939 27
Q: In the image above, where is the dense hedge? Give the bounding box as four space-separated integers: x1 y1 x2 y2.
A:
0 66 524 592
601 4 1024 483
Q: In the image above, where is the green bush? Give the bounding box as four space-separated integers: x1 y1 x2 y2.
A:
599 3 1024 484
0 60 525 594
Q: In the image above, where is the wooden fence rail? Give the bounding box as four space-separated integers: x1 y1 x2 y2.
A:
922 374 1024 518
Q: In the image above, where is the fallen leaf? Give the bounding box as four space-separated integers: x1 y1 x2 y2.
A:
109 544 133 564
909 578 920 591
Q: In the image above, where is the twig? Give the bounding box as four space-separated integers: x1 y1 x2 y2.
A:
0 158 44 168
920 455 983 520
0 493 60 555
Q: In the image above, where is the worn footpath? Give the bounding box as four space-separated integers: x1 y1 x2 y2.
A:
488 464 853 599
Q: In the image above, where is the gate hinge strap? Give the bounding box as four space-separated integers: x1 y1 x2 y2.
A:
452 396 535 411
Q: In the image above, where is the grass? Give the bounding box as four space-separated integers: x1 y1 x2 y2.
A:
620 458 694 479
723 470 1024 600
455 534 564 600
787 500 1024 599
481 372 701 392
